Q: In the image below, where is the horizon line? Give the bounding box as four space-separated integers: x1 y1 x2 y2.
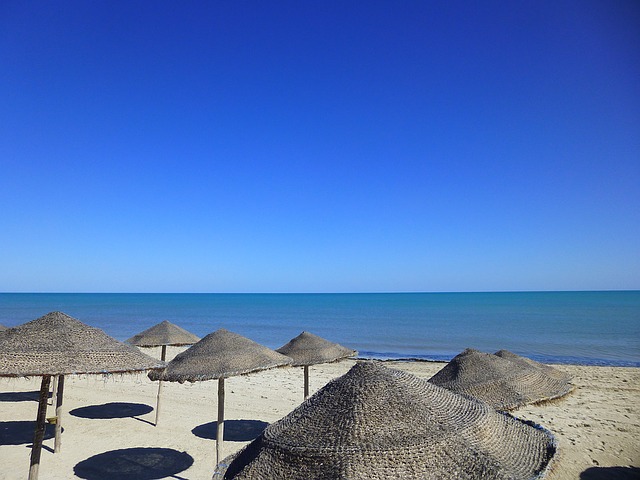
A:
1 289 638 295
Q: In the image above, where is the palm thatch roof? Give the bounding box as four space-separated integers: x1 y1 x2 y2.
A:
148 328 292 383
126 320 200 347
276 331 356 366
494 349 574 382
428 348 574 410
215 361 556 479
0 311 165 377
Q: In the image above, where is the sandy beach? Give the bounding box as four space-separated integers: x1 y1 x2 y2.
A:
1 349 638 479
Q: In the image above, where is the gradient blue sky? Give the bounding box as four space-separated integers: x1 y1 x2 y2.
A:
1 1 638 293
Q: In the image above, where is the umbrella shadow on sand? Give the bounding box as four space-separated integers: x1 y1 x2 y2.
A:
69 402 153 420
580 466 640 480
0 421 57 445
0 391 51 402
74 447 194 480
192 419 269 441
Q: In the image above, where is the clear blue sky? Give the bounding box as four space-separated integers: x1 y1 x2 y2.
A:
1 1 638 293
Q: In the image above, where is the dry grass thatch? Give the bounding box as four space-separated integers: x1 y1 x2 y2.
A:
126 320 200 347
215 361 556 479
148 328 292 383
0 311 165 377
494 349 574 383
276 331 357 366
428 348 574 411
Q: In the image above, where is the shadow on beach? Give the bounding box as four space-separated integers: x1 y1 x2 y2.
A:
69 402 153 419
74 447 194 480
581 466 640 479
0 420 56 445
0 390 51 402
192 419 269 441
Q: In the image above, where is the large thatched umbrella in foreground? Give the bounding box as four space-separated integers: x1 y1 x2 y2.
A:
0 311 164 480
428 348 574 410
126 320 200 425
276 331 357 399
148 328 292 465
215 362 556 479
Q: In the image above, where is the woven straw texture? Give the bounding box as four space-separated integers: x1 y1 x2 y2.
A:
494 349 574 383
126 320 200 347
215 362 556 480
0 311 165 377
148 329 292 383
276 331 357 366
428 348 574 410
0 323 7 331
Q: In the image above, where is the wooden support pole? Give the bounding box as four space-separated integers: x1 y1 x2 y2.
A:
155 380 163 426
304 365 310 400
216 377 225 465
155 345 167 426
49 376 58 406
29 375 51 480
54 375 65 453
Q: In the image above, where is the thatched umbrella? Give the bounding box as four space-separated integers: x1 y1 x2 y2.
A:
276 331 357 399
214 361 557 479
148 328 292 465
428 348 574 410
494 349 574 383
0 323 8 331
126 320 200 425
0 311 164 480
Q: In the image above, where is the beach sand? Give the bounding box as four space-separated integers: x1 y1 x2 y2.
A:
1 349 638 479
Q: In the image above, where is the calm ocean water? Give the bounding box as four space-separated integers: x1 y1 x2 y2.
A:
1 292 638 366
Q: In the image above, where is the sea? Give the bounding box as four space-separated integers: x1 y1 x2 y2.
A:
1 291 639 367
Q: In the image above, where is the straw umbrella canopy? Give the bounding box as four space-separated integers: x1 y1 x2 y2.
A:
276 331 357 399
428 348 574 411
148 328 292 465
0 323 8 331
127 320 201 352
0 311 164 480
127 320 200 425
214 361 556 479
494 349 574 383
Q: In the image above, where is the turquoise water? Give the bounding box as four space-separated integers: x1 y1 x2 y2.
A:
1 291 638 366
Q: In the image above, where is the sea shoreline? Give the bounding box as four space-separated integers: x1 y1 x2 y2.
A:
357 352 640 367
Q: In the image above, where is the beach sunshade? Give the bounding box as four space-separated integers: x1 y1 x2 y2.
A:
127 320 200 425
276 331 357 399
0 311 165 377
428 348 574 411
0 311 164 480
494 349 574 383
215 361 556 479
0 323 8 331
148 328 292 465
126 320 201 349
149 328 292 382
